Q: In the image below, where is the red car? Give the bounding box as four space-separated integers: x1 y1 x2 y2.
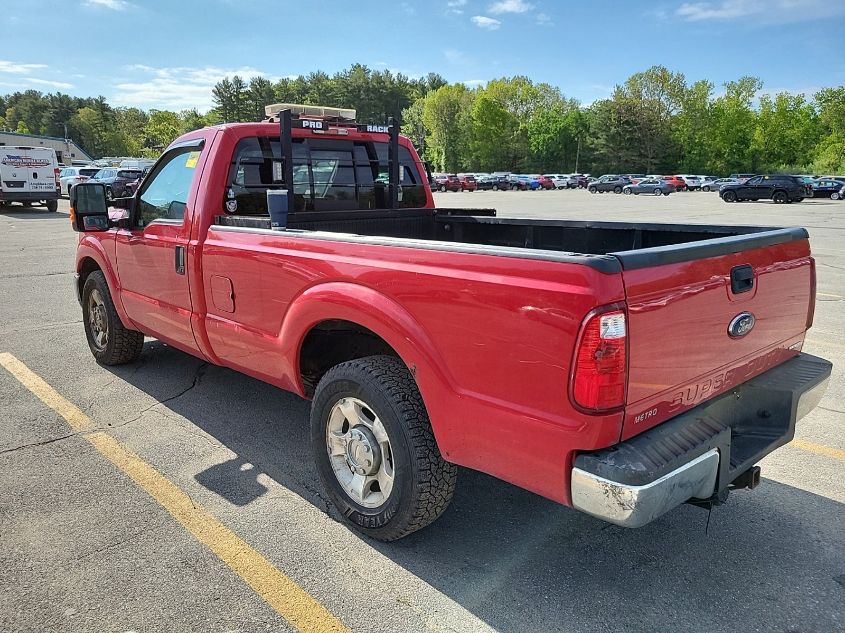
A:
432 173 461 192
457 174 477 192
69 106 830 541
535 175 556 190
662 175 687 190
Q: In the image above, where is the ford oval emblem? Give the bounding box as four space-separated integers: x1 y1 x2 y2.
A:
728 312 755 338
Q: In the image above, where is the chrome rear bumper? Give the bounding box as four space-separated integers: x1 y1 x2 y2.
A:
570 353 831 528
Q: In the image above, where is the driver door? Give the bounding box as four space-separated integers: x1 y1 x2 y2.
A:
115 141 205 355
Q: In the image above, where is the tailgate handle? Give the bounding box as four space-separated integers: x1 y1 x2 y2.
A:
731 264 754 294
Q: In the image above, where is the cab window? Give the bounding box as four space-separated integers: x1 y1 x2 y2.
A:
135 147 201 227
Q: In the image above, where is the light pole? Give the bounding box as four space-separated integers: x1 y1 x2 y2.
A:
575 137 581 173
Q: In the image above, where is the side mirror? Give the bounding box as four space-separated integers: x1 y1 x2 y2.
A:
70 183 109 232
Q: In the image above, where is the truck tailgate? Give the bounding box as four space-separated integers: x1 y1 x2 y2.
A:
614 229 814 441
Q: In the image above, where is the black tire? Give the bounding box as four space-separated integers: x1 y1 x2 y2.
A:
702 185 711 192
623 187 632 195
492 184 499 191
722 190 737 203
654 188 663 196
832 192 840 200
773 191 788 204
46 199 58 212
613 186 622 194
311 355 457 541
588 186 597 194
82 271 144 365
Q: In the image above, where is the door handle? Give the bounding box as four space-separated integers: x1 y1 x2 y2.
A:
730 264 754 294
175 245 186 275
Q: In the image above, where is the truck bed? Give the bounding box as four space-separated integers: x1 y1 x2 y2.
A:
215 210 806 271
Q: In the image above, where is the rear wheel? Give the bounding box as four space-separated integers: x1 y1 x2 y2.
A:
722 190 737 203
773 191 788 204
511 185 518 191
654 188 663 196
613 186 622 194
702 185 711 192
588 186 597 194
82 271 144 365
46 199 58 212
492 184 499 191
832 192 841 200
438 185 446 192
311 356 457 541
623 187 632 195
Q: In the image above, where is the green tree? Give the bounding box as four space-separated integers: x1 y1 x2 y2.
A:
422 84 473 172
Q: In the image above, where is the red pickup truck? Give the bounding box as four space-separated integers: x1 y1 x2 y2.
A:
70 105 831 541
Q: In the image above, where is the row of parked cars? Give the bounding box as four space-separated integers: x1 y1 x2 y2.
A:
59 164 150 199
431 173 590 192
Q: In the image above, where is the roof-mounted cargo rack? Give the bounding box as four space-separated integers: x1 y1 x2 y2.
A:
264 103 356 123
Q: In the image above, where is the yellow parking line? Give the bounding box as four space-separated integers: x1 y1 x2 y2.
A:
0 352 348 633
790 438 845 461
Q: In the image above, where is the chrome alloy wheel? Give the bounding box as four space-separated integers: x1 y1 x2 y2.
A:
87 288 109 351
326 397 395 508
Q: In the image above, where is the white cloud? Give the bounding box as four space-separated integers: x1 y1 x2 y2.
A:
462 79 487 87
444 49 469 64
676 0 845 22
0 60 48 74
489 0 532 14
471 15 501 29
84 0 133 9
113 65 267 112
447 0 467 12
24 78 73 89
536 12 552 25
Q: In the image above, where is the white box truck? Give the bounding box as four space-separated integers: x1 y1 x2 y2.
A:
0 146 61 211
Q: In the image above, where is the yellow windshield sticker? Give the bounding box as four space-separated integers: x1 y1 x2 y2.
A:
185 151 200 169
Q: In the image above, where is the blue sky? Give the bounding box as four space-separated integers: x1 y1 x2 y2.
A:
2 0 844 112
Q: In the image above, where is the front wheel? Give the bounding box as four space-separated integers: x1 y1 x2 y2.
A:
46 199 58 212
702 185 711 192
613 186 622 194
311 356 457 541
82 271 144 365
492 184 499 191
623 188 632 195
722 190 737 203
832 192 841 200
773 191 788 204
588 186 597 194
654 188 663 196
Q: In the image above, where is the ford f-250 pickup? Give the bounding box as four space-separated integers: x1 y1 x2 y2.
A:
69 104 831 541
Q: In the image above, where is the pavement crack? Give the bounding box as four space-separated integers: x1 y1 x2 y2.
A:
0 432 83 456
818 406 845 415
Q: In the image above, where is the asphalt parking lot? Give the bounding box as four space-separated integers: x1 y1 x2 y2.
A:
1 191 843 633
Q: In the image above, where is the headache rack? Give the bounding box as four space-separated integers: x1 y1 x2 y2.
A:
263 103 402 212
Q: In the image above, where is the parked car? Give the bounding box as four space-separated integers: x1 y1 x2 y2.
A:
719 174 807 203
567 174 589 189
68 110 830 540
678 175 701 191
88 168 144 200
730 173 756 183
532 175 556 190
810 179 843 198
661 175 687 191
624 174 647 185
546 174 569 189
834 184 845 201
457 174 478 192
474 175 496 190
431 173 461 192
588 175 630 193
59 166 100 197
622 178 675 196
701 178 739 192
513 175 540 190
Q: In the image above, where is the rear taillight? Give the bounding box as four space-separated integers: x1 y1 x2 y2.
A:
807 257 816 329
572 308 627 412
54 167 61 187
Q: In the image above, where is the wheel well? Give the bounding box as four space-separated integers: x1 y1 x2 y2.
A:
78 257 102 296
299 320 399 397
